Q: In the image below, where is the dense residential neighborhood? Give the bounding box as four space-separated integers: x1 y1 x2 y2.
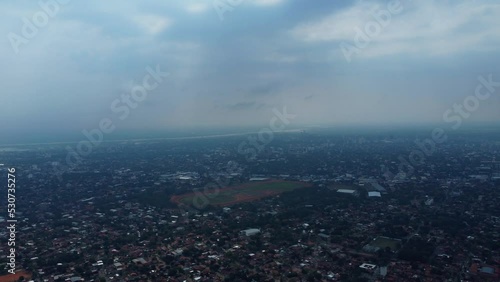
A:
0 130 499 281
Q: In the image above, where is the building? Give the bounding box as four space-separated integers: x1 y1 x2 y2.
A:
337 189 356 194
241 228 261 236
359 263 377 270
249 177 269 181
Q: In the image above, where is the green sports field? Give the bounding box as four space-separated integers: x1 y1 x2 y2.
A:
369 236 402 251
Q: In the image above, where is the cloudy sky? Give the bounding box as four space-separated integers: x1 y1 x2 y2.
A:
1 0 500 142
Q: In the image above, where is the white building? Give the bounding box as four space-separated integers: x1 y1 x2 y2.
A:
241 228 261 236
368 191 381 197
337 189 356 194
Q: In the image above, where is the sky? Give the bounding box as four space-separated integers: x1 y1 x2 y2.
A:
1 0 500 142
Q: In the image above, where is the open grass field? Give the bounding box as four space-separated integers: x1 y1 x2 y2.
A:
171 180 312 207
369 236 402 251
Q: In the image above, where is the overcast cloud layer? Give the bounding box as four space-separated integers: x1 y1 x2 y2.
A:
1 0 500 142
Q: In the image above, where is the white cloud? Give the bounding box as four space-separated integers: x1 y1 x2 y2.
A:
291 1 374 42
291 0 500 58
133 15 172 35
252 0 284 7
186 3 208 14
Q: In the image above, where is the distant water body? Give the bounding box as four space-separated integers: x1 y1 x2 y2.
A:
2 123 498 147
0 128 303 147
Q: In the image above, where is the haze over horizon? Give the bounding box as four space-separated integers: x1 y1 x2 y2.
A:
2 0 500 143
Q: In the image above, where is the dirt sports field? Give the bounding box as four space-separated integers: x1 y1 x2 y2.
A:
0 271 31 282
171 179 312 207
